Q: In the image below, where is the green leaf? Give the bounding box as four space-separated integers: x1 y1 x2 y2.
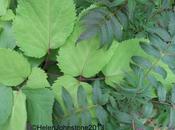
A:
132 56 152 69
140 42 161 58
53 75 93 110
13 0 76 58
103 38 175 88
0 0 10 16
23 88 54 126
0 9 15 21
142 102 153 118
62 87 75 112
0 48 31 86
128 0 136 20
96 105 108 124
115 111 132 123
58 24 117 77
0 22 16 49
148 27 171 42
157 82 167 102
168 13 175 36
102 38 147 87
171 86 175 104
78 7 123 46
154 66 167 79
77 85 88 108
80 111 92 125
93 80 102 104
0 85 13 125
2 91 27 130
24 67 50 89
169 108 175 129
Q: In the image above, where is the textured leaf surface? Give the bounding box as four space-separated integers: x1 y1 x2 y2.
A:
23 88 54 126
53 75 93 110
2 91 27 130
25 67 50 89
0 48 31 86
0 85 13 125
0 0 10 16
0 22 16 49
13 0 76 58
103 39 175 87
58 24 117 77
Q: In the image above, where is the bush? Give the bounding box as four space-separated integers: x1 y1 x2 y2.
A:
0 0 175 129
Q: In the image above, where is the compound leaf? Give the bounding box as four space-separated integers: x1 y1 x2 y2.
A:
53 75 93 110
58 24 117 77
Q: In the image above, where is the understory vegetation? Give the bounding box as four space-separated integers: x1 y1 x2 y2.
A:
0 0 175 130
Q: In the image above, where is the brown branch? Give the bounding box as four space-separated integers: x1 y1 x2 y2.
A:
43 49 51 70
78 76 105 82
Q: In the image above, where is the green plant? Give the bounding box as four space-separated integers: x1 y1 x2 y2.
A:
0 0 175 130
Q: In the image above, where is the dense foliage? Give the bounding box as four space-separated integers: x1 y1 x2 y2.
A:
0 0 175 130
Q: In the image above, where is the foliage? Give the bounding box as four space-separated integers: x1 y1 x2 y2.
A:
0 0 175 130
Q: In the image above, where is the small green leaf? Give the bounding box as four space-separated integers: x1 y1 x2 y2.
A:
169 108 175 129
132 56 152 69
96 105 108 124
0 48 31 86
154 66 167 79
142 102 153 118
168 13 175 36
24 67 50 89
0 85 13 125
0 22 16 49
116 111 132 123
62 87 75 112
171 86 175 104
77 85 88 108
148 27 171 42
157 83 167 102
140 42 161 58
93 80 102 104
128 0 136 20
81 111 91 125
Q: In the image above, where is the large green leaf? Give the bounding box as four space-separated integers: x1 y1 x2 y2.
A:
0 22 16 49
0 48 31 86
53 75 93 110
103 39 175 87
1 91 27 130
13 0 76 58
0 85 13 125
58 24 117 77
23 88 54 126
24 67 50 89
0 0 10 16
